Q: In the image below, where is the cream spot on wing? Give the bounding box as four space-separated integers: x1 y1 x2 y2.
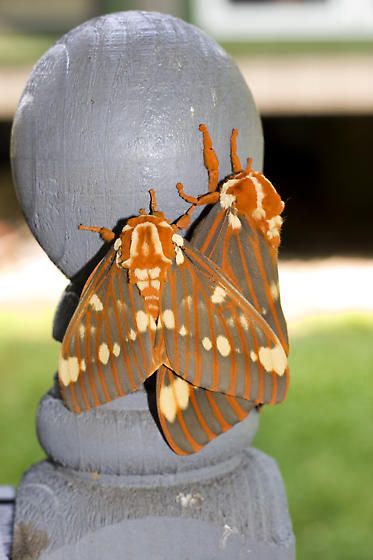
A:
136 310 149 333
174 377 189 410
112 342 121 357
179 325 188 336
134 268 148 280
129 329 137 341
137 280 148 291
99 343 110 365
122 224 132 232
258 344 287 376
89 294 103 311
163 309 175 329
211 286 227 304
216 335 231 357
59 355 80 386
114 238 122 251
172 233 184 247
58 356 70 386
159 384 177 423
202 337 212 351
228 212 241 230
270 282 280 300
80 358 86 372
183 295 193 308
151 280 161 290
239 314 249 331
250 351 258 362
149 316 157 331
79 325 85 339
149 267 161 279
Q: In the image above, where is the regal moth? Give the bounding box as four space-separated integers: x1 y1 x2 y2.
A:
58 190 288 452
155 124 289 454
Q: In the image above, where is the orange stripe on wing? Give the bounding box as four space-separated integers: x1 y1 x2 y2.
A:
205 391 231 432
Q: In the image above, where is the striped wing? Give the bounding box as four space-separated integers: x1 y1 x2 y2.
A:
190 204 289 352
156 366 255 455
160 241 289 405
59 249 156 413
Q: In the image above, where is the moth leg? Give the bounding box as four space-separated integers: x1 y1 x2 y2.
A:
79 224 116 243
173 198 197 230
176 182 219 207
199 123 219 193
230 128 242 173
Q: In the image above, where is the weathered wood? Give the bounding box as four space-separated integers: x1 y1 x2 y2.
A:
0 487 14 560
10 11 294 559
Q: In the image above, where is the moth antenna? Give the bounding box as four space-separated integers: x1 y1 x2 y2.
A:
149 189 158 213
199 124 219 193
79 224 115 243
230 128 242 173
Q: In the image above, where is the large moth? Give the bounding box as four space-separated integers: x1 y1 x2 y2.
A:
156 124 289 454
58 190 288 447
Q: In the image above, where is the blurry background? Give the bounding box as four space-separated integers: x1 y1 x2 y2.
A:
1 1 373 558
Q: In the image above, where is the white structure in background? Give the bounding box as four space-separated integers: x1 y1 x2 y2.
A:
193 0 373 41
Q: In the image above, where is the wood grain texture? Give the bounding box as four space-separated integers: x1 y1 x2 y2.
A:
11 11 263 278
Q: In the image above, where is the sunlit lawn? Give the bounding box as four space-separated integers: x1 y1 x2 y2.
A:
1 310 372 559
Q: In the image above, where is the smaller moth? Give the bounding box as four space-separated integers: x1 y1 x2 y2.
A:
58 190 288 441
155 124 290 454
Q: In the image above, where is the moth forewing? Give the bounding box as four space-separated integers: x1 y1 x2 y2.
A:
58 198 179 414
58 247 159 413
160 240 289 405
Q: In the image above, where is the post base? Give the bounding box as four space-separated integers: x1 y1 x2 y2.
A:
12 448 294 559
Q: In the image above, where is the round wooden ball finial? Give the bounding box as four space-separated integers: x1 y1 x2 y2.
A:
11 11 263 279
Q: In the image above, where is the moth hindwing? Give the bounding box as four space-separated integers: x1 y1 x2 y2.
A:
156 124 290 454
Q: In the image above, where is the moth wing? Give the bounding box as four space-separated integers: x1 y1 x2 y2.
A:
156 366 255 455
190 203 288 352
161 241 289 405
59 248 156 412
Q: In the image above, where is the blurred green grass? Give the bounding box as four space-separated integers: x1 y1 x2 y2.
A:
0 310 372 558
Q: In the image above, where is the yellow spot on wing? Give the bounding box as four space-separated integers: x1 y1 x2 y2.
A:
202 337 212 351
216 335 231 357
163 309 175 329
99 343 110 365
159 377 190 423
113 342 121 357
136 310 149 333
89 294 103 311
211 286 227 304
258 344 287 376
58 355 80 386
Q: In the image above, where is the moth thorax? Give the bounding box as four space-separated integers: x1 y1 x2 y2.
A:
122 221 173 271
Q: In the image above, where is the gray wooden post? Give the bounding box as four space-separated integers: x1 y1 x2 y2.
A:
10 12 295 559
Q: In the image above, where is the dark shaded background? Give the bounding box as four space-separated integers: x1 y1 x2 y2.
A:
2 115 372 257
